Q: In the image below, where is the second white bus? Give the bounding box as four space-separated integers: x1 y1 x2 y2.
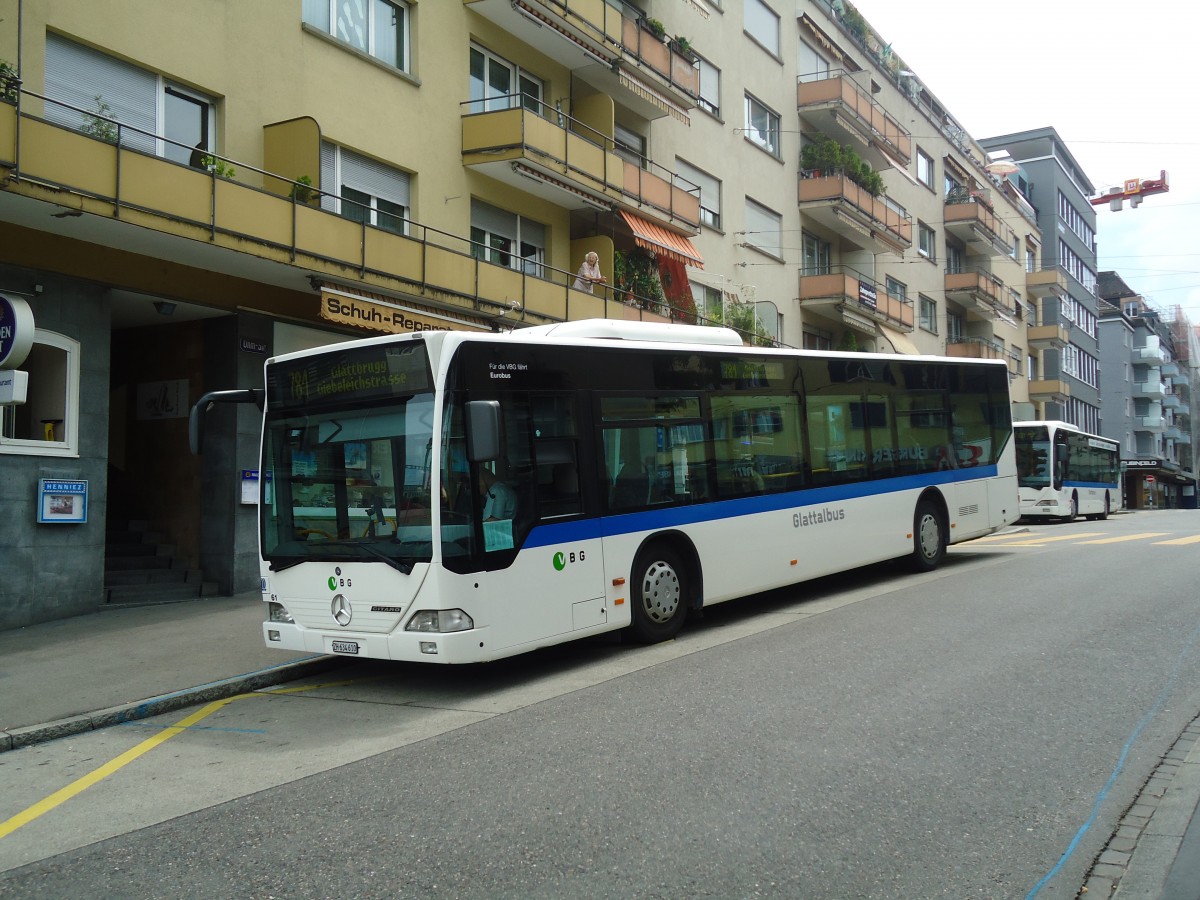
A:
1014 420 1121 521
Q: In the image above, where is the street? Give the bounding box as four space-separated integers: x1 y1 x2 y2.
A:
2 510 1200 898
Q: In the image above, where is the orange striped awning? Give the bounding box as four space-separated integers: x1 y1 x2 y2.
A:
618 210 704 269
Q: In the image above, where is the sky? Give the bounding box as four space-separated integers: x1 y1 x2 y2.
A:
854 0 1200 328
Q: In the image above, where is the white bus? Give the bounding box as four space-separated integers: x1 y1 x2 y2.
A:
191 320 1018 663
1014 420 1121 521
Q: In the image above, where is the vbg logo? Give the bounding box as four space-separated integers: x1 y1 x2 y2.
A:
552 549 585 571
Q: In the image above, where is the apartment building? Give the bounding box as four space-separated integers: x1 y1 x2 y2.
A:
0 0 1034 628
979 128 1101 432
1098 272 1197 509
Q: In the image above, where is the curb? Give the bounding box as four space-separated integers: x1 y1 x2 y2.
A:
0 655 345 754
1080 712 1200 898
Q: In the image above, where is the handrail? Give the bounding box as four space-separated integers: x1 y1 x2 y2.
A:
1 88 776 343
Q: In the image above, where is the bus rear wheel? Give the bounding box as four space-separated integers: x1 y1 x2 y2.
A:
628 545 688 643
907 501 946 572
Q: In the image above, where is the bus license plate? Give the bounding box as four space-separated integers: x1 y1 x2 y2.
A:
331 640 359 654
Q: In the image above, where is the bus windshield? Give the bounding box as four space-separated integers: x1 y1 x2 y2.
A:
1015 425 1051 488
261 396 436 570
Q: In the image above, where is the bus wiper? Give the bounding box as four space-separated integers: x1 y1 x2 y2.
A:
268 556 306 572
334 539 414 575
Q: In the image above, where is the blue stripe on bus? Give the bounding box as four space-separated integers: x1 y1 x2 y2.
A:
1063 481 1119 490
523 465 999 548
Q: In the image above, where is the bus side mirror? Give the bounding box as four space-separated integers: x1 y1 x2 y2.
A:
466 400 501 462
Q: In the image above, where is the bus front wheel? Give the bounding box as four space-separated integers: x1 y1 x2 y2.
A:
1063 493 1078 523
628 545 688 643
907 501 946 572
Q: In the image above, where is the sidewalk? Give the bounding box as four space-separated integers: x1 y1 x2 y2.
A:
2 590 1199 896
0 592 341 752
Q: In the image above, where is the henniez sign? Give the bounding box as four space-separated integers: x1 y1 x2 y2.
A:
0 294 35 369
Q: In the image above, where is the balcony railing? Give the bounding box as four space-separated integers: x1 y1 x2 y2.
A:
946 337 1006 360
796 69 911 166
0 90 712 334
1028 379 1071 401
1134 380 1166 400
797 170 911 253
944 188 1014 255
1135 416 1166 432
1025 267 1068 299
461 95 701 230
461 1 698 115
944 268 1010 318
797 266 914 331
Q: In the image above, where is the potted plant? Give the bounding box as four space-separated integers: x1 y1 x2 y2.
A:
291 175 315 203
80 96 118 143
642 17 666 41
670 36 696 61
0 59 17 104
201 154 237 179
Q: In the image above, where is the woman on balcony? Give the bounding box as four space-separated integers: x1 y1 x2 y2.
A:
572 251 606 294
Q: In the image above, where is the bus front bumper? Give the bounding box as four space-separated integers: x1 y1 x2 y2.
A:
262 621 491 664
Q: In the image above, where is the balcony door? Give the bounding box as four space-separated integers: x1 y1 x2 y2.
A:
469 45 544 115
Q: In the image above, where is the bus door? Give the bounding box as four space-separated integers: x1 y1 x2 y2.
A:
462 393 606 649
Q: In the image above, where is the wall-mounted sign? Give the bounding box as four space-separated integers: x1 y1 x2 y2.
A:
37 479 89 524
0 368 28 404
241 338 268 355
0 294 35 369
319 289 488 336
857 282 878 310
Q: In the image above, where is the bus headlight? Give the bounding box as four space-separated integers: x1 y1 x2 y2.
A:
268 602 295 624
405 609 474 633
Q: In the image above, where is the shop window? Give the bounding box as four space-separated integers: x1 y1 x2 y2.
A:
0 330 80 457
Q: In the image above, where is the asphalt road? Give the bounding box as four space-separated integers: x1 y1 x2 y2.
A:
2 510 1199 898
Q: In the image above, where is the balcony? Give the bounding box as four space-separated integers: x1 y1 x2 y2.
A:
1163 391 1182 410
0 90 687 333
1027 323 1069 351
1134 380 1166 400
1028 379 1071 403
1025 267 1068 299
1135 415 1165 433
944 188 1013 255
462 0 698 121
796 70 911 168
1160 360 1179 376
461 98 700 231
797 266 914 332
947 337 1006 360
797 171 911 255
944 268 1008 319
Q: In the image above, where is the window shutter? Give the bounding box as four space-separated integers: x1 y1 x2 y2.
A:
339 147 410 208
44 34 156 154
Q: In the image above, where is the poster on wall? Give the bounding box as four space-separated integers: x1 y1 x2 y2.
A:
37 479 88 524
136 379 190 420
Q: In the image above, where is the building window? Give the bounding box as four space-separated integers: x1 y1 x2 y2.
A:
1026 248 1037 273
918 222 936 260
697 56 720 118
743 198 782 259
803 327 833 351
470 199 547 276
468 45 543 114
946 241 965 275
801 232 830 275
44 34 217 163
321 141 410 234
304 0 410 72
745 0 780 56
946 309 964 343
614 123 647 167
885 276 907 304
0 330 80 457
916 149 934 188
677 159 721 230
919 295 937 334
691 283 724 322
744 94 780 157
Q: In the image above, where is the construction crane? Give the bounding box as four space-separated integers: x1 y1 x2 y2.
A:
1090 170 1169 210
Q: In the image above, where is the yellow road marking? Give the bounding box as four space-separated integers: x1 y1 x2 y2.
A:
980 533 1104 546
1077 533 1170 545
1154 535 1200 546
0 675 362 840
